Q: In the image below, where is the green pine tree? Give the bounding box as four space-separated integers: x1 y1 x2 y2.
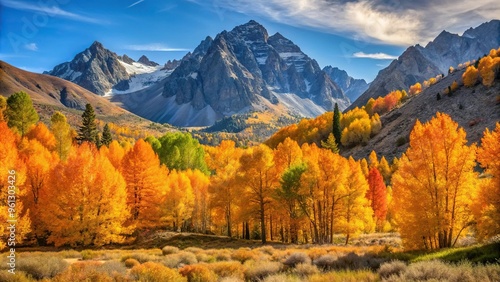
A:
77 103 98 144
101 123 112 147
333 103 342 146
6 91 39 136
321 133 340 153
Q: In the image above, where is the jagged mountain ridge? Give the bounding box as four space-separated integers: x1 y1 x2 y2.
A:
323 66 369 102
350 20 500 110
46 42 167 95
160 20 349 118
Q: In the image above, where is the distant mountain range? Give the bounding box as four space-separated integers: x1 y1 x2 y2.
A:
350 20 500 109
45 20 369 127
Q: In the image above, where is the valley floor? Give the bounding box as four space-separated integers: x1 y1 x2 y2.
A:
2 232 499 281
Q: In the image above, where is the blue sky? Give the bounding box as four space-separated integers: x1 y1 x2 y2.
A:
0 0 498 82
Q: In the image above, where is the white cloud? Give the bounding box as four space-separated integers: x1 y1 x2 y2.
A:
352 52 398 60
126 43 190 52
24 43 38 51
1 0 105 24
188 0 499 46
127 0 145 8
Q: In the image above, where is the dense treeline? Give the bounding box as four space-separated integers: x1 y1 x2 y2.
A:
1 91 499 250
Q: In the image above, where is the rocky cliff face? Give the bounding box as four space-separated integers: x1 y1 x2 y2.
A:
162 20 350 115
46 41 130 95
323 66 368 102
350 20 500 109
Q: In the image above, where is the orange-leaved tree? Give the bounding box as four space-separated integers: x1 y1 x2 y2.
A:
0 122 31 248
122 139 168 228
41 143 130 247
392 113 477 250
473 123 500 240
367 168 387 231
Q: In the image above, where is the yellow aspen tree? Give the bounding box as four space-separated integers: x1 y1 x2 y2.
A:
378 156 392 184
462 65 479 87
205 140 242 237
164 170 194 231
25 123 56 151
184 169 210 233
41 143 130 247
238 145 278 243
122 139 168 228
335 157 374 244
50 111 73 160
473 123 500 240
392 113 477 250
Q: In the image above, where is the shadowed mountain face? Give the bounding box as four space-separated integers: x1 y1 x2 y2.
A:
323 66 368 102
46 41 130 96
161 20 350 115
350 20 500 110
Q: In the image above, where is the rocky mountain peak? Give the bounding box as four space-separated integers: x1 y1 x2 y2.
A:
120 54 135 64
138 55 159 66
231 20 269 43
89 41 104 52
47 41 129 95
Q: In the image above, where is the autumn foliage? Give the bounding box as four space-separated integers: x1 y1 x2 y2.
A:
392 113 477 250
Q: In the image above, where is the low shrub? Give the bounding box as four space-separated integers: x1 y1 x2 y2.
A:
80 250 99 260
162 246 180 255
308 270 379 282
196 253 216 263
130 262 186 282
232 248 257 263
383 260 500 282
17 255 69 279
124 258 141 268
313 254 338 270
262 273 302 282
207 261 246 280
53 262 114 282
378 260 407 279
121 253 159 264
244 260 282 281
0 270 34 282
293 263 320 277
96 260 127 277
184 247 204 254
179 264 218 282
57 249 82 259
161 251 198 268
284 252 311 268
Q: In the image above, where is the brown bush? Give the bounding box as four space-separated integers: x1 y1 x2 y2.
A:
207 261 246 280
284 252 311 268
130 262 186 282
179 264 218 282
231 248 257 263
162 246 180 255
244 260 283 281
124 258 141 268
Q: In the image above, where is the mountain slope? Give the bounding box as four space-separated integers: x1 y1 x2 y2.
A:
323 66 368 102
342 69 500 161
350 20 500 109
